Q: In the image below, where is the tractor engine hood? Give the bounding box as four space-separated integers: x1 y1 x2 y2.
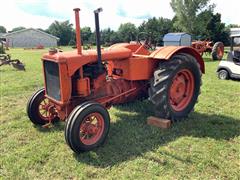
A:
42 47 132 76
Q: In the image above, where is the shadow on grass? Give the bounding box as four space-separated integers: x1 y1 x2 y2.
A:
73 100 240 167
203 57 220 62
34 121 65 132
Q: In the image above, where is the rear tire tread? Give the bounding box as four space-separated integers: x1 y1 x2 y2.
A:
211 42 224 60
148 53 202 121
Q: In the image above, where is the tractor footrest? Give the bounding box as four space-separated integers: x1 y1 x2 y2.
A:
147 116 171 129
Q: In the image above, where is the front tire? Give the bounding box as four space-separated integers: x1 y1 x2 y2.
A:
148 53 201 121
27 88 59 125
64 101 110 153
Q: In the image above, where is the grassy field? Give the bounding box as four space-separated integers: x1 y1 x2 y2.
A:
0 48 240 179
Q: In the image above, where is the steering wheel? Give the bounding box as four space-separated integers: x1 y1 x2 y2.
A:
137 32 155 50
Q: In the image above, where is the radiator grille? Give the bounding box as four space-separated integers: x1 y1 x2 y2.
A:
43 61 61 101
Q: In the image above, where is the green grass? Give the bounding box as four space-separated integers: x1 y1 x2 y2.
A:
1 48 240 179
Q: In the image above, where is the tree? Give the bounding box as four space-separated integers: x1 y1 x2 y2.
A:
81 27 92 44
139 17 173 45
89 28 121 46
11 26 26 32
0 44 5 54
37 28 47 32
193 9 214 39
118 23 137 42
47 20 73 45
170 0 214 35
69 27 92 46
68 38 76 46
101 28 119 46
206 13 230 45
0 26 6 33
227 24 240 28
109 32 121 44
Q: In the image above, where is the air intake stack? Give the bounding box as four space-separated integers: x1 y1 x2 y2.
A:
73 8 82 55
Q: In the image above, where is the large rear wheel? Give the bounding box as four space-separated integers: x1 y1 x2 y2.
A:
148 53 201 121
64 101 110 153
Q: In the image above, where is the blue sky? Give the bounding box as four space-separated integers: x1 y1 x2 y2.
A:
17 2 67 19
0 0 239 31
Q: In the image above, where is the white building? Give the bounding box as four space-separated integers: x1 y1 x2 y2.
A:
0 28 59 48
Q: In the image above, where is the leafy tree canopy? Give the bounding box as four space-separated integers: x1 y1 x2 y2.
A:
227 24 240 28
118 23 137 42
139 17 173 45
0 26 6 33
11 26 26 32
47 20 73 45
170 0 214 35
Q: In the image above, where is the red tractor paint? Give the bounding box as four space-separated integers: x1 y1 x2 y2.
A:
80 112 105 145
38 98 56 121
27 8 205 153
191 40 224 60
169 69 194 112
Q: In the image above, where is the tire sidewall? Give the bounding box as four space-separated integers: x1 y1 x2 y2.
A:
218 70 228 80
212 42 224 60
69 103 110 152
27 88 58 125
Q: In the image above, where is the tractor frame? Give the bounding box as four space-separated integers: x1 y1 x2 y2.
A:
27 8 205 153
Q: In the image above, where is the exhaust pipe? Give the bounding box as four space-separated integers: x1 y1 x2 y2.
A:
94 8 103 71
73 8 82 55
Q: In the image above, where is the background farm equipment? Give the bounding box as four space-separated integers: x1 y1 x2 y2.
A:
23 44 45 50
27 8 204 153
192 40 224 60
0 54 25 71
163 33 224 60
0 41 25 71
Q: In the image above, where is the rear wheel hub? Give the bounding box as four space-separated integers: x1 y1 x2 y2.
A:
169 69 194 112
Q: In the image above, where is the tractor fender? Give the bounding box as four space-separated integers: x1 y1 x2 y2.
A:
150 46 205 73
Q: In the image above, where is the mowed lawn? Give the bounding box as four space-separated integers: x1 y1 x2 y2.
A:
0 48 240 179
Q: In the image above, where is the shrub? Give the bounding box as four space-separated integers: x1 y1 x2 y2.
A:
0 43 5 54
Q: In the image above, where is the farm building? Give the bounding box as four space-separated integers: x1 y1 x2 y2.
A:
0 28 59 48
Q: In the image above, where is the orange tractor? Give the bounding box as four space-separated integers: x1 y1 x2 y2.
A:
191 40 224 60
27 8 204 153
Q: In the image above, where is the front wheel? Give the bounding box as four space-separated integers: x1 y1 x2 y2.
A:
26 88 59 125
64 101 110 153
148 53 202 121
